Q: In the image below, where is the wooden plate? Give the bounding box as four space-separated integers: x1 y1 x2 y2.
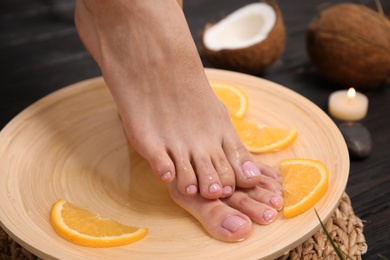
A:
0 69 349 259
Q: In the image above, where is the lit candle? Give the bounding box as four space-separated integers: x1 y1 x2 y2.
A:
328 88 369 121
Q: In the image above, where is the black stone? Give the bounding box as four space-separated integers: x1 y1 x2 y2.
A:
338 122 372 160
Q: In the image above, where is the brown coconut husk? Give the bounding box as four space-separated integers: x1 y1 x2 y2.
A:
200 1 285 75
306 3 390 89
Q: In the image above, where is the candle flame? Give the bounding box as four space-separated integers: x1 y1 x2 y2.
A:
347 88 356 98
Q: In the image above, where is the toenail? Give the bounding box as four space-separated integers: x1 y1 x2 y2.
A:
263 209 275 222
242 161 261 179
209 183 221 193
222 186 233 195
270 196 283 210
222 215 248 232
161 172 172 182
186 185 197 195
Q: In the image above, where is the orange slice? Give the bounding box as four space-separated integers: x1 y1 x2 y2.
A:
211 82 248 119
50 199 148 247
231 117 298 153
280 158 329 218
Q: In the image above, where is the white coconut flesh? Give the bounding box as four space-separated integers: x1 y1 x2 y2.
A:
203 3 276 51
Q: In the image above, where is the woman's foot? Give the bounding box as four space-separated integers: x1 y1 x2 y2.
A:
75 0 263 200
74 0 285 241
168 162 284 242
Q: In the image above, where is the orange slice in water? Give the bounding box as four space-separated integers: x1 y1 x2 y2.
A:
231 117 298 153
211 82 248 119
50 199 148 247
280 158 329 218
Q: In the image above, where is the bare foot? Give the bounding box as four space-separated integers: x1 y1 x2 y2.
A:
75 0 263 200
168 162 284 242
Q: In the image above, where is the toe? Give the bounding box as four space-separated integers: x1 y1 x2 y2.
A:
175 153 198 195
211 150 236 198
223 138 263 188
224 189 280 225
245 186 284 211
143 143 176 184
167 181 253 242
255 162 283 183
255 163 284 195
192 152 223 199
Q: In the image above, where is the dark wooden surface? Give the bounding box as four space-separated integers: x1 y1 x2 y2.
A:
1 0 389 259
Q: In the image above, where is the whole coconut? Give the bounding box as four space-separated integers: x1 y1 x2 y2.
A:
200 1 285 75
306 3 390 89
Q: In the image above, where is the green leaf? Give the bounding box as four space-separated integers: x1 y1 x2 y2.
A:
314 209 352 260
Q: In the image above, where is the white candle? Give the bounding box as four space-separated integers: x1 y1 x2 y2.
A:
328 88 369 121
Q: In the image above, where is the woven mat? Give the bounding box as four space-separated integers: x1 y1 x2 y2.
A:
0 192 367 260
276 193 367 260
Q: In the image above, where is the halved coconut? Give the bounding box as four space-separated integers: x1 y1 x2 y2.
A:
200 1 285 75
